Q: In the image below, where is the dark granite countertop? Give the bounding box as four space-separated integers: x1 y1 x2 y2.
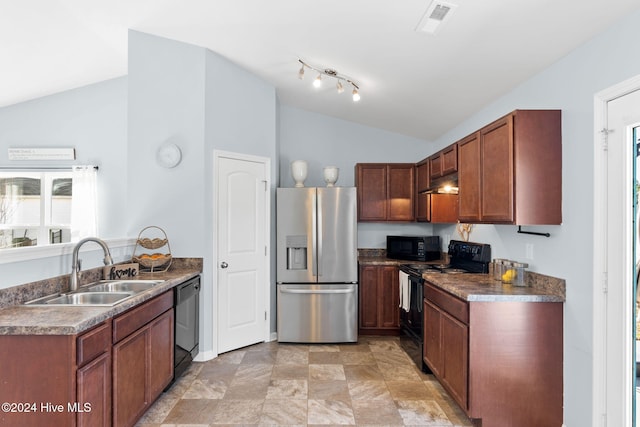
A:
358 251 565 303
358 256 445 266
0 260 202 336
358 251 448 267
422 272 565 303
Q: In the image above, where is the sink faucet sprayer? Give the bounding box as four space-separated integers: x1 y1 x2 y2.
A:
70 237 113 291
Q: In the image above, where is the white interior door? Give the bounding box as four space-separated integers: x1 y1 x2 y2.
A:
216 152 269 354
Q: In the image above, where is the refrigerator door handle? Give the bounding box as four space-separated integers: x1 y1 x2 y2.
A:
279 287 355 295
311 190 317 277
316 191 323 277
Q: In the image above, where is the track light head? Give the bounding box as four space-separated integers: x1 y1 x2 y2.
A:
313 74 322 88
352 87 360 102
336 81 344 94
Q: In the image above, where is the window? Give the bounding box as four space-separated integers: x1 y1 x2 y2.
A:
0 171 77 249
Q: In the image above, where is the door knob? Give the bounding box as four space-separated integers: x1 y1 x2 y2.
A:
220 262 228 269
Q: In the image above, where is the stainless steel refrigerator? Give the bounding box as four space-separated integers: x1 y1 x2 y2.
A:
276 187 358 343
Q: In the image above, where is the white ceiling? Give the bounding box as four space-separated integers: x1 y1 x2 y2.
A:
2 0 639 140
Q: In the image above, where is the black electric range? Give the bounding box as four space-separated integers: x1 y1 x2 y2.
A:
398 240 491 372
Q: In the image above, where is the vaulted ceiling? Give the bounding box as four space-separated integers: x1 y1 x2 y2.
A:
2 0 639 140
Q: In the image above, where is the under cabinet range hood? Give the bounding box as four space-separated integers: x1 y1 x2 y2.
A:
427 173 458 194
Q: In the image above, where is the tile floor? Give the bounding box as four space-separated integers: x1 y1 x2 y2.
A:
135 336 474 426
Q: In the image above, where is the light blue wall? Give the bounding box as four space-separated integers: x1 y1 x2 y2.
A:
128 31 278 355
203 47 279 344
0 77 130 287
278 105 438 248
127 31 207 255
428 8 640 427
0 77 128 239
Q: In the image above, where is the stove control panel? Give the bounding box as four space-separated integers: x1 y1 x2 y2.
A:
448 240 491 263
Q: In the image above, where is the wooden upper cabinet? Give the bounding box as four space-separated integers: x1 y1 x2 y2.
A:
442 145 458 176
416 193 458 223
416 152 458 223
429 144 458 180
355 164 387 221
387 164 415 221
416 160 429 193
457 110 562 225
457 132 481 221
480 115 515 222
356 163 415 222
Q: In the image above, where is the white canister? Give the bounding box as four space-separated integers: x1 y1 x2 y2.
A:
323 166 339 187
291 160 308 187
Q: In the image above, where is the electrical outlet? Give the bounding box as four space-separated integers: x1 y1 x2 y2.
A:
525 243 534 259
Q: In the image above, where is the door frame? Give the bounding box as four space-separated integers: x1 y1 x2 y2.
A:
593 74 640 427
212 149 271 356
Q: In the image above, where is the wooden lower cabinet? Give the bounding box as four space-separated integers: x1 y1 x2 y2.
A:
0 335 78 427
0 290 174 427
423 300 442 375
359 264 400 335
423 298 468 409
439 311 468 409
0 323 112 427
113 325 148 426
77 351 111 427
148 310 175 398
77 321 112 427
113 294 174 427
423 282 563 427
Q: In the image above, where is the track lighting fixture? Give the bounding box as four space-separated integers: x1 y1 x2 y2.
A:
297 59 361 102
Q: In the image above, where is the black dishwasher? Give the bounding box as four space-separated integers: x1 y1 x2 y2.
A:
173 276 200 381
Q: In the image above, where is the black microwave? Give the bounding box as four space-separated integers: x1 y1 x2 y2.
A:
386 235 441 262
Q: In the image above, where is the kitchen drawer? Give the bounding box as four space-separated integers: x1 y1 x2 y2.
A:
77 321 111 367
424 283 468 324
113 291 173 343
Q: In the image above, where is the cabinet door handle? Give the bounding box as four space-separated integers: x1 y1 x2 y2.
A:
220 262 228 269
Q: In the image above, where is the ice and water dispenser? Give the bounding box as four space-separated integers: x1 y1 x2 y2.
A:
286 235 308 270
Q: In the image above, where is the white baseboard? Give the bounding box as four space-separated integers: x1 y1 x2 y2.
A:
194 350 216 362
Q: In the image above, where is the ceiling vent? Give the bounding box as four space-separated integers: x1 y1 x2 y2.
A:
415 1 458 35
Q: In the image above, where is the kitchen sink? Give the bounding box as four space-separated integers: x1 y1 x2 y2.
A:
24 291 133 306
23 279 164 306
85 280 163 293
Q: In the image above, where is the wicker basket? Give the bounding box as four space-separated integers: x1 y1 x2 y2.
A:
133 253 172 269
132 226 172 272
137 237 168 250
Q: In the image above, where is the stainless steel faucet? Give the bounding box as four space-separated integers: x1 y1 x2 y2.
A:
70 237 114 291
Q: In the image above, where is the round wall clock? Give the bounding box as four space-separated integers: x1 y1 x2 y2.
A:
156 143 182 168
